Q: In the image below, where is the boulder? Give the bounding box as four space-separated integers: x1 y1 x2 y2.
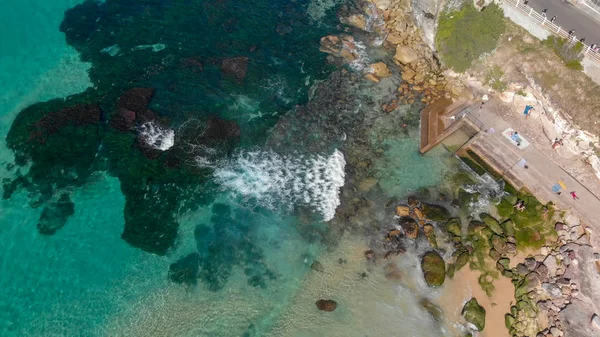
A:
501 219 515 236
386 33 403 44
402 68 416 81
372 0 391 10
421 251 446 287
364 73 380 83
381 101 398 113
399 216 419 239
395 205 410 217
343 14 368 30
394 45 418 64
412 207 424 220
489 249 501 261
316 299 337 311
505 314 515 329
370 62 392 78
311 261 325 272
423 224 438 248
407 197 420 207
592 313 600 330
445 218 462 237
421 203 450 222
491 234 508 255
468 220 486 235
544 255 559 276
462 298 486 331
455 251 470 271
480 213 503 235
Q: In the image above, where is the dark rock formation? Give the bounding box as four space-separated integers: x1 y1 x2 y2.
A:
37 194 75 235
399 216 419 239
316 299 337 311
221 57 249 82
29 104 102 144
168 252 200 286
311 261 325 272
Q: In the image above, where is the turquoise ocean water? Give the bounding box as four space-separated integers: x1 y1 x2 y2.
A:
0 0 465 336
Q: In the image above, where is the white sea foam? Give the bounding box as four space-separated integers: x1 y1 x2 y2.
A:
462 172 505 217
213 150 346 221
100 44 120 57
349 41 370 72
139 122 175 151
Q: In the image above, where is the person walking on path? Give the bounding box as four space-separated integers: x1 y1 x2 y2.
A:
550 15 557 23
523 105 534 118
570 191 579 200
569 29 575 39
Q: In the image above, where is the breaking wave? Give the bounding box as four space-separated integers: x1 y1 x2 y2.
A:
213 149 346 221
463 172 505 216
139 122 175 151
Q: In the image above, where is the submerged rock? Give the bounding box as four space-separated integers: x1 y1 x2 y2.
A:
221 56 249 82
37 193 75 235
311 261 325 272
168 252 200 286
421 251 446 287
462 298 486 331
420 298 444 322
316 299 337 311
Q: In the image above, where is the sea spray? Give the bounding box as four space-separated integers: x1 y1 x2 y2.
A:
213 150 346 221
463 173 505 217
139 122 174 151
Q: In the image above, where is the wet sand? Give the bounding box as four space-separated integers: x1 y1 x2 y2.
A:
439 267 515 337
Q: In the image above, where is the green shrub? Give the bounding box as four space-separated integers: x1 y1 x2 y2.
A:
543 36 584 71
436 3 506 72
485 65 507 92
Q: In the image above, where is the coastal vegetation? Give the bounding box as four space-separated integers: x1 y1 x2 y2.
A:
542 36 584 71
435 2 506 72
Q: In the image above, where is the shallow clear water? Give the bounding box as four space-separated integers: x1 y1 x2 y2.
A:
0 0 467 336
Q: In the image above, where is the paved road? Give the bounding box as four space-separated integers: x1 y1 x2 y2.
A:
525 0 600 43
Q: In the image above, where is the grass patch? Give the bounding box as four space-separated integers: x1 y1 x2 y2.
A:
436 2 506 72
485 65 507 92
495 190 556 250
542 36 584 71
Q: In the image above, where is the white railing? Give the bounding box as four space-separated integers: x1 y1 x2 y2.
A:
504 0 600 64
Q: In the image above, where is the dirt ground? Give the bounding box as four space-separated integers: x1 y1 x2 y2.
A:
468 21 600 140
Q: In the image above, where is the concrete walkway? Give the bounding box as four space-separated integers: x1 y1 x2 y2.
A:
464 99 600 228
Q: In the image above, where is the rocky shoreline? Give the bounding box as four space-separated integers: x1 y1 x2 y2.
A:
313 0 600 336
